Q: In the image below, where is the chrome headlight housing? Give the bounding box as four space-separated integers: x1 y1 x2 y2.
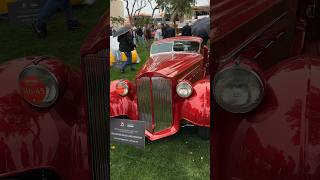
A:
213 66 264 113
116 80 129 96
19 65 59 108
176 81 193 98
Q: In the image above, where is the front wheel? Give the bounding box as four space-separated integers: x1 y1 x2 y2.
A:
197 127 210 140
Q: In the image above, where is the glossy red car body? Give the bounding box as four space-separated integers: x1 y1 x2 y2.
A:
110 36 210 141
212 0 320 179
0 14 109 179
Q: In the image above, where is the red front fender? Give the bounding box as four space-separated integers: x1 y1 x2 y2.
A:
180 77 210 127
0 57 89 179
212 57 320 180
109 80 138 119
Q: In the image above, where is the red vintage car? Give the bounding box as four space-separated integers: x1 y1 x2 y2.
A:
0 15 109 179
110 36 210 141
212 0 320 179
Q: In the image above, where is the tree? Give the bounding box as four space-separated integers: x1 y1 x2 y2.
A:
135 16 153 27
147 0 160 18
110 16 125 28
124 0 148 26
156 0 195 24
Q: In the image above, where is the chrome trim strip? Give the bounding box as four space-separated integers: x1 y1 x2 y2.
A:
219 12 288 62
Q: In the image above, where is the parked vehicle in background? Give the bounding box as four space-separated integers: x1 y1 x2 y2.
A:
0 13 108 179
110 36 210 140
212 0 320 179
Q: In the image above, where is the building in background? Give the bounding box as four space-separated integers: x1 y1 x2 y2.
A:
192 5 209 19
182 4 209 21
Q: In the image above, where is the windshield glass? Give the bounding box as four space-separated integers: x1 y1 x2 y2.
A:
150 42 173 54
150 41 200 55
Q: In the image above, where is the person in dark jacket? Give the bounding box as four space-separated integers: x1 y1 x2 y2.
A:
165 24 176 38
118 30 136 73
181 23 192 36
161 24 168 39
161 23 167 38
136 27 144 44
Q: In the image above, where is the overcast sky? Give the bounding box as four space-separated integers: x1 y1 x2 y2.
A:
125 0 209 17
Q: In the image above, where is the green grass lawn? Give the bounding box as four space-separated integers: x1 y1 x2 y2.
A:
110 43 150 81
110 127 210 180
0 0 107 67
110 43 210 180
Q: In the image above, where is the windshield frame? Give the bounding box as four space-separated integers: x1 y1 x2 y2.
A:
150 40 201 56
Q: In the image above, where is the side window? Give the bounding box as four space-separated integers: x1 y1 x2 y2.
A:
173 41 200 52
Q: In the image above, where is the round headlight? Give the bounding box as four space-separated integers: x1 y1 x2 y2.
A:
19 65 59 108
213 66 264 113
116 80 129 96
176 81 193 98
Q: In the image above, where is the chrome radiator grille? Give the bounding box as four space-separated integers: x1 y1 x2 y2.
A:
136 77 173 132
152 77 173 132
136 77 153 131
82 50 109 180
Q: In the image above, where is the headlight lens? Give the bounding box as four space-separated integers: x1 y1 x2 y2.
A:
116 80 129 96
19 65 59 108
213 66 264 113
176 81 193 98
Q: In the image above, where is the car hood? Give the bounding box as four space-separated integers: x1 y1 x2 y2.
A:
136 53 203 80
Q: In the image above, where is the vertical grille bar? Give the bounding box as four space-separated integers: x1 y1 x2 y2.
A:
151 77 173 132
136 77 153 131
82 50 109 180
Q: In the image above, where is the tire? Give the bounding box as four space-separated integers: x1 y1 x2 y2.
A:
197 127 210 140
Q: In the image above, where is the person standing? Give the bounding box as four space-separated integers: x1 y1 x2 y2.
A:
32 0 81 38
165 24 176 38
118 29 136 73
136 26 144 44
182 23 192 36
132 26 137 45
162 24 168 38
142 25 147 42
154 25 162 40
145 24 152 49
145 24 152 41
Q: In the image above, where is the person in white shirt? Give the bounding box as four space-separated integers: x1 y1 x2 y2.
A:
154 25 162 41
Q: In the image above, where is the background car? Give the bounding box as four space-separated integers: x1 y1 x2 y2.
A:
110 36 210 140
